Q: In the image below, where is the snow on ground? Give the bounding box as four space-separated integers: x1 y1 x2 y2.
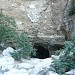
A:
0 47 58 75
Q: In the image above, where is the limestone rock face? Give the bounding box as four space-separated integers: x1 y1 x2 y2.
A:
0 0 68 44
26 0 47 23
0 0 65 34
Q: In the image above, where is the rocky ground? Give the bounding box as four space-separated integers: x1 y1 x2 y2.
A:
0 47 74 75
0 47 59 75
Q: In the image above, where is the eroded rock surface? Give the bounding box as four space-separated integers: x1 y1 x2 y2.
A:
0 0 67 45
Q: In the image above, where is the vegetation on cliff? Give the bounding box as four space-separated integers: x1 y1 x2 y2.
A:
0 10 16 43
69 0 75 16
0 11 36 60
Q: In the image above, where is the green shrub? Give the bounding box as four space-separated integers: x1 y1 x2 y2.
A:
0 10 16 27
0 24 16 43
0 12 36 60
69 0 75 16
0 11 17 45
0 11 36 60
50 41 75 75
10 51 21 60
12 32 36 60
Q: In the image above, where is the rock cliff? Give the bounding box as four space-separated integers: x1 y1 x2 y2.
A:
0 0 74 45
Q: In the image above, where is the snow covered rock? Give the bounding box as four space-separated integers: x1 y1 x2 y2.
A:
49 71 58 75
2 47 14 56
17 63 34 70
0 48 56 75
0 56 14 71
28 58 53 75
34 58 52 69
51 55 59 60
4 68 28 75
36 68 49 75
28 67 49 75
65 69 75 75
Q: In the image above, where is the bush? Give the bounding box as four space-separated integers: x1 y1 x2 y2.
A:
0 24 16 43
11 32 36 60
10 51 21 60
0 10 36 60
69 0 75 16
50 41 75 75
0 10 16 27
0 11 16 43
0 11 36 60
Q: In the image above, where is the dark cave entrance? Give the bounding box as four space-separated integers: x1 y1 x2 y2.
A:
33 43 64 59
33 44 49 59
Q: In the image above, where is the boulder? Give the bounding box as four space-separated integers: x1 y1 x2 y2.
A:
34 58 52 69
17 63 34 70
29 67 49 75
28 58 53 75
21 58 41 65
65 69 75 75
4 68 28 75
0 56 14 71
2 47 14 56
49 71 58 75
36 68 49 75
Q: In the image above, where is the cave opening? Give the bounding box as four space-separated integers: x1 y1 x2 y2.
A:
33 44 49 59
33 43 64 59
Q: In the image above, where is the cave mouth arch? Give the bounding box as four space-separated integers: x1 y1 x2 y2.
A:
33 44 49 59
